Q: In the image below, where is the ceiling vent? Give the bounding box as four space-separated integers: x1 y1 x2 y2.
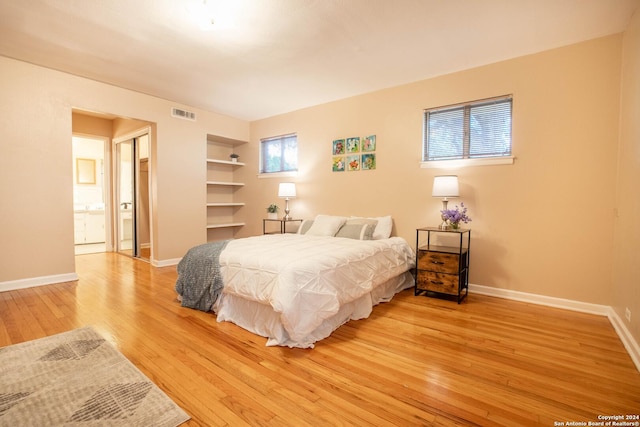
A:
171 107 196 121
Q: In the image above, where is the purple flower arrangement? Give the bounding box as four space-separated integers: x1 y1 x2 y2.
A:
441 202 472 228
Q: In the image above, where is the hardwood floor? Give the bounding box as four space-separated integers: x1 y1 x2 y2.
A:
1 253 638 426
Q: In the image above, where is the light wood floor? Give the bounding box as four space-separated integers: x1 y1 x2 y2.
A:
1 253 638 426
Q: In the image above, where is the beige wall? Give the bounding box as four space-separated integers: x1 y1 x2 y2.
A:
0 56 249 284
613 9 640 344
0 28 634 344
72 113 113 138
245 35 623 305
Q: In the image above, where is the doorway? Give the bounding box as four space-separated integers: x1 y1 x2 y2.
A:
72 136 109 255
114 131 151 261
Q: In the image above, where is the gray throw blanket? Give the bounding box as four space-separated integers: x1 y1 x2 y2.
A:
175 240 230 312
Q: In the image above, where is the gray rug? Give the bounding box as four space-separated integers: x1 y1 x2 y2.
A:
0 327 190 426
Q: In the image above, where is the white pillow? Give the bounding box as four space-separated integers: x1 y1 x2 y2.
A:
335 219 378 240
350 215 392 239
297 219 314 234
305 215 347 236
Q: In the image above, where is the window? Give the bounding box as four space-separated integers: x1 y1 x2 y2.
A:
260 133 298 174
423 95 512 162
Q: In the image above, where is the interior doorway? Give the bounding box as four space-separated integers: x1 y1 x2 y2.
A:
72 136 109 255
114 131 151 261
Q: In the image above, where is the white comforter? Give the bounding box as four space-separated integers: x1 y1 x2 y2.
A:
217 234 415 347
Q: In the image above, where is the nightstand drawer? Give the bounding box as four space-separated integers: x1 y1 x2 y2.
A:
415 228 470 303
416 271 459 295
417 251 460 274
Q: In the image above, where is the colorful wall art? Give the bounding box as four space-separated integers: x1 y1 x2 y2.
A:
332 135 376 172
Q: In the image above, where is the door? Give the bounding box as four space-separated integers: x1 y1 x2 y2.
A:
116 139 134 256
115 131 151 261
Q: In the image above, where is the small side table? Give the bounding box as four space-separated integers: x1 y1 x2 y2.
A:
263 218 303 234
415 227 470 303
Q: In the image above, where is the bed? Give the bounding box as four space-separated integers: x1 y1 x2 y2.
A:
175 215 415 348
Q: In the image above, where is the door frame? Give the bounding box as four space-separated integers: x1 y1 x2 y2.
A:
112 126 153 260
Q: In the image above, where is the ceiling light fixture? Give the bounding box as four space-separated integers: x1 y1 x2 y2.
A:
187 0 216 31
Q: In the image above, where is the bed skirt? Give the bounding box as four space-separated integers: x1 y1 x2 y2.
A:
213 270 414 348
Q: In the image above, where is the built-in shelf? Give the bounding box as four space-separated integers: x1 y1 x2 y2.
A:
206 134 247 242
207 158 246 166
206 222 246 229
207 202 246 207
206 181 245 186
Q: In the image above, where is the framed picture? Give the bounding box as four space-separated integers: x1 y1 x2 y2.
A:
346 137 360 153
361 153 376 170
76 158 96 184
362 135 376 152
346 155 360 171
332 156 345 172
332 139 345 155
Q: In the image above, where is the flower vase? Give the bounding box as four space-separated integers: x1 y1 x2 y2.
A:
450 221 460 230
268 212 278 220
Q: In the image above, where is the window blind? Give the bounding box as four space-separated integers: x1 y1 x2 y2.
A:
260 133 298 173
423 96 512 161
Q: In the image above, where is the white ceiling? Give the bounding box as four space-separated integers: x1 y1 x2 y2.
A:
0 0 638 121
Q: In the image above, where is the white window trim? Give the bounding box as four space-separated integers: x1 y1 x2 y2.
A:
423 94 513 162
259 132 298 176
420 156 515 169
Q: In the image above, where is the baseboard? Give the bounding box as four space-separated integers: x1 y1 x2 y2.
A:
153 258 181 268
608 307 640 372
469 283 610 315
469 283 640 372
0 273 79 293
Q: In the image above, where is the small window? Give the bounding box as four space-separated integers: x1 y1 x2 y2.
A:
423 95 512 161
260 133 298 174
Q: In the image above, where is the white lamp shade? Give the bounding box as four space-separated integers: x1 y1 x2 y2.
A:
432 175 459 198
278 182 296 198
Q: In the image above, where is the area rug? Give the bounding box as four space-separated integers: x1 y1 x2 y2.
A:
0 327 190 426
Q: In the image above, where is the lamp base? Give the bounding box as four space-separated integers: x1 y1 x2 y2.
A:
438 221 450 230
282 199 292 221
438 199 450 230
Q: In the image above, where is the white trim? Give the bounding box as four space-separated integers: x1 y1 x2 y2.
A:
0 273 78 292
608 307 640 372
112 127 152 145
153 258 181 268
469 283 639 372
469 283 609 315
420 156 515 169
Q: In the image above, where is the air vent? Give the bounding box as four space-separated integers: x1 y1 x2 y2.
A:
171 107 196 121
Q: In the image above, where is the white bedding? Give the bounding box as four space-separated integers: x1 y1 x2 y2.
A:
215 233 415 348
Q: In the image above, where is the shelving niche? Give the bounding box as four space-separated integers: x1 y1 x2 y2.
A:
206 134 247 242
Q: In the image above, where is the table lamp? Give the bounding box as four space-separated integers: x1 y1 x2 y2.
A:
432 175 459 229
278 182 296 220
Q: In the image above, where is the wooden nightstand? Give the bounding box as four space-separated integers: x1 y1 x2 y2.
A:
415 227 470 303
263 218 303 234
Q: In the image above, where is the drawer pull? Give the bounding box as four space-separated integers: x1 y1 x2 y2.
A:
430 280 444 285
431 260 444 264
